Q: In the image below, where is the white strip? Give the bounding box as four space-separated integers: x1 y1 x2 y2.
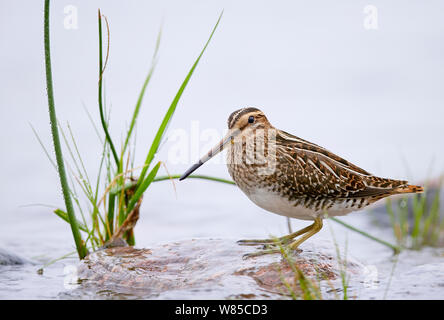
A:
320 160 340 179
229 109 247 128
293 146 370 177
307 158 324 175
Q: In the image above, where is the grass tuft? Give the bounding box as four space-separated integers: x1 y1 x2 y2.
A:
41 1 224 257
386 184 443 250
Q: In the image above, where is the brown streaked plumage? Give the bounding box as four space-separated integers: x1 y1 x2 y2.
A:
180 107 423 258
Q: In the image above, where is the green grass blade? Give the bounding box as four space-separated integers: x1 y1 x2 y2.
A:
108 174 234 196
423 188 441 244
153 174 235 184
30 124 57 170
385 198 396 231
66 122 92 187
411 193 426 248
44 0 87 259
106 194 116 240
330 217 401 254
54 209 89 233
121 27 162 158
54 209 99 248
136 12 223 188
98 10 119 167
59 122 93 199
127 161 161 214
82 102 104 144
65 169 89 232
399 197 409 240
31 122 91 230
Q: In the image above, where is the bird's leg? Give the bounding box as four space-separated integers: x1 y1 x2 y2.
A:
241 218 323 259
287 217 323 250
237 222 314 246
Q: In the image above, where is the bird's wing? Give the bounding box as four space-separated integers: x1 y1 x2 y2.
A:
275 130 408 199
277 130 371 176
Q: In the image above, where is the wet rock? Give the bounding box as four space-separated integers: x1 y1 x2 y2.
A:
100 237 128 249
0 248 28 265
76 238 366 299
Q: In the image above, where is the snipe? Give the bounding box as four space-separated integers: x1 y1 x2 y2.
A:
180 107 423 258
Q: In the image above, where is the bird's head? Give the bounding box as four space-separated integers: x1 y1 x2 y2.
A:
227 107 271 131
179 107 271 180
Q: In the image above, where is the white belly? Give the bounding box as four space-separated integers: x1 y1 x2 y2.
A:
246 188 356 221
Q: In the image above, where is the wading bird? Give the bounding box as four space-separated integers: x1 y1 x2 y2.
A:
179 107 423 258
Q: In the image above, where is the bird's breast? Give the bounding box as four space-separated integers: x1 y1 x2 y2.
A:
247 188 319 220
243 187 360 220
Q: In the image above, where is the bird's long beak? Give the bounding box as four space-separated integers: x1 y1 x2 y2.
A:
179 128 240 181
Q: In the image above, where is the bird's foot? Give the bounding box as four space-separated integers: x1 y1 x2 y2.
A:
242 248 281 259
239 217 323 259
237 237 290 247
242 244 303 259
238 236 299 259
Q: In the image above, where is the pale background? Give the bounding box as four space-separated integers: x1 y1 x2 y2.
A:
0 1 443 243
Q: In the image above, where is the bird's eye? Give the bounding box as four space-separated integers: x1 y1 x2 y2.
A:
248 116 254 124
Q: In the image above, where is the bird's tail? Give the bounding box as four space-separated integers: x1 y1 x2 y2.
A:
392 184 424 195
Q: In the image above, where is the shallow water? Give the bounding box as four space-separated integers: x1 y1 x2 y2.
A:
1 181 443 299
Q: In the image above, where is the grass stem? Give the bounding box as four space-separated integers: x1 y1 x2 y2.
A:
44 0 87 259
330 217 400 254
98 10 119 167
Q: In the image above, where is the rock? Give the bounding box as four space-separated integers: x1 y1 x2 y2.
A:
0 248 28 265
100 237 128 249
76 238 365 299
